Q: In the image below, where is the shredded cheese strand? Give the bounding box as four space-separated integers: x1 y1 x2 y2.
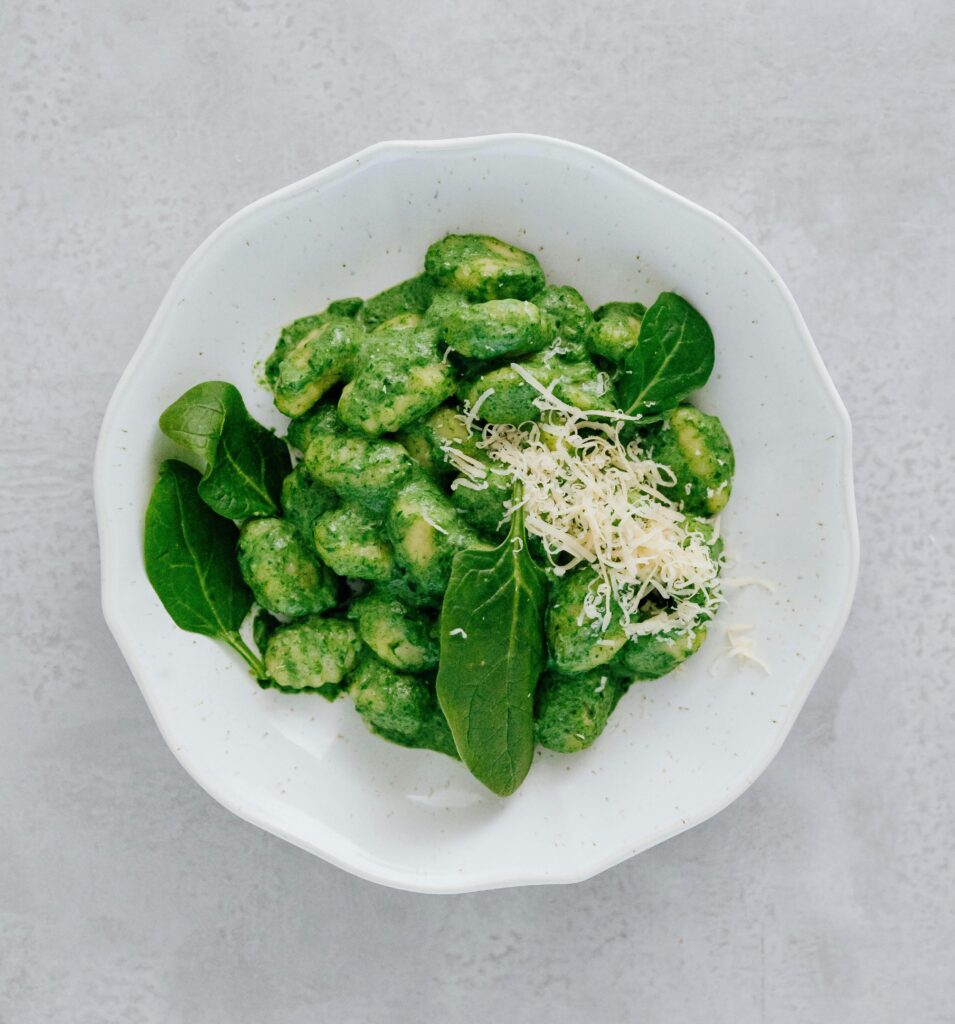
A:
421 513 448 535
710 624 770 674
722 576 777 593
463 387 495 432
509 362 644 422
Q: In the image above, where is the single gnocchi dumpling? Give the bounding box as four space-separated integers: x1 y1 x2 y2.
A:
349 657 457 758
264 299 361 389
422 287 470 327
535 670 621 753
350 590 439 673
463 361 548 424
588 301 646 364
533 285 594 361
285 402 343 454
442 298 554 361
338 324 456 436
611 623 708 681
304 429 414 514
424 233 545 301
237 518 338 617
312 503 395 582
557 357 620 413
264 616 361 691
280 463 337 540
270 317 363 417
646 405 735 516
374 570 442 612
386 477 483 595
545 567 628 674
447 446 512 536
398 405 471 479
265 313 324 389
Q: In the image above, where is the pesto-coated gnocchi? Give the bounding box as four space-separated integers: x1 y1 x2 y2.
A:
360 274 435 330
610 622 708 681
350 656 457 758
424 234 544 301
280 463 337 540
237 518 338 617
645 405 735 516
270 317 362 417
349 589 439 673
546 568 628 674
447 446 512 536
588 301 646 364
397 405 471 478
464 353 617 425
304 425 414 513
386 477 483 595
338 324 455 435
264 616 361 692
532 285 593 361
312 503 395 581
535 670 621 753
443 298 554 360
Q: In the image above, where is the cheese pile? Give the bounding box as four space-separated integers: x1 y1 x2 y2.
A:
443 366 723 638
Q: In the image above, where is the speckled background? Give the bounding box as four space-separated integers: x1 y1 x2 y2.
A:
2 1 953 1021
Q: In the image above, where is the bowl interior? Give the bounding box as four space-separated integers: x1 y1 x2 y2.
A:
97 136 857 891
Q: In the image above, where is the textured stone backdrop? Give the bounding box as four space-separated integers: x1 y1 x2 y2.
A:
2 1 953 1021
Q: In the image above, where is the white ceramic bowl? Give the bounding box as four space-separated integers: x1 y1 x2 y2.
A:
96 134 859 892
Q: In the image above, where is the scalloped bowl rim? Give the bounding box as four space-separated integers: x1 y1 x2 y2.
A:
94 134 860 892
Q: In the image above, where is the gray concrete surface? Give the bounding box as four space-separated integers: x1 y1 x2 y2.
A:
2 1 953 1021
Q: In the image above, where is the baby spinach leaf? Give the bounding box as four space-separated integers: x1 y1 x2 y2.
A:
144 460 265 677
159 381 291 520
619 292 714 419
252 608 281 657
436 490 548 796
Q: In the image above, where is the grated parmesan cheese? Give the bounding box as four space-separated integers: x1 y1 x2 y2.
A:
449 476 488 493
540 344 567 365
421 512 448 535
443 445 487 479
711 624 770 674
509 361 643 423
443 367 724 639
464 387 495 431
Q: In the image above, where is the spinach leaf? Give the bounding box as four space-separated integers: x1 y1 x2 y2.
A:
436 489 548 796
252 608 281 657
144 460 265 678
619 292 715 419
159 381 291 519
